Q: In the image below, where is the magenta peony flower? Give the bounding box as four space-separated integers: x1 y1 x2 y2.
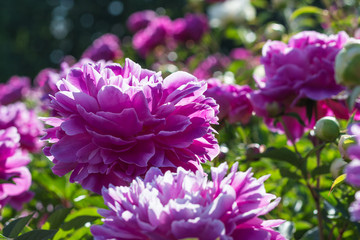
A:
42 58 219 194
127 10 158 33
349 191 360 221
0 76 30 105
251 31 349 111
81 34 122 62
0 102 43 152
193 54 231 80
35 68 60 101
230 48 252 60
0 127 33 210
173 14 209 43
91 162 285 240
133 16 173 57
250 31 351 142
205 78 253 124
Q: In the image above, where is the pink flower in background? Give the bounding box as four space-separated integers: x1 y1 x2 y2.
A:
349 191 360 221
91 162 285 240
133 16 173 57
205 78 253 124
193 54 231 80
127 10 157 33
81 34 122 62
42 58 219 194
0 127 33 210
250 31 350 142
230 48 252 60
252 31 348 111
0 76 30 105
173 14 209 43
0 102 43 152
35 68 60 101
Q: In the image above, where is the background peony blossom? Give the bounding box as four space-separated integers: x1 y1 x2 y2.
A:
127 10 157 33
81 33 122 62
0 76 30 105
349 191 360 221
91 162 285 240
0 127 33 210
205 78 253 124
42 58 219 194
250 31 351 142
0 102 43 152
133 16 173 57
173 14 209 43
192 54 231 80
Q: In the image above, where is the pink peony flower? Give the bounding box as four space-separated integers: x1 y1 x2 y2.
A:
349 191 360 221
91 162 285 240
173 14 209 43
0 102 43 152
193 54 231 80
0 127 33 210
205 78 253 124
133 16 173 57
81 34 122 62
230 48 252 60
250 31 351 142
252 31 348 110
127 10 158 33
0 76 30 105
42 58 219 194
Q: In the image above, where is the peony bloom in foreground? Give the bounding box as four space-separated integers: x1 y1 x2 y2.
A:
0 127 33 210
81 33 122 62
205 78 253 124
91 162 285 240
42 58 219 193
0 102 43 152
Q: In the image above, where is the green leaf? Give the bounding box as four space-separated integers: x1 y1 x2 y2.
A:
3 213 34 238
291 6 324 20
256 147 300 167
284 112 306 127
311 165 330 178
279 167 301 180
15 230 57 240
60 208 101 231
300 227 320 240
42 208 72 230
0 175 18 184
348 86 360 110
347 109 358 127
329 174 347 194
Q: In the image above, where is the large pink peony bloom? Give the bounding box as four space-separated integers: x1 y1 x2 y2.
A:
205 78 253 124
81 34 122 62
91 162 285 240
0 127 33 210
0 76 30 105
0 102 43 152
173 14 209 43
42 58 219 194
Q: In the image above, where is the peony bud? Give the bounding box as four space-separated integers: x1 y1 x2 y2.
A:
335 41 360 88
314 117 340 142
246 143 265 161
266 101 283 117
264 23 285 40
330 158 347 178
338 134 356 160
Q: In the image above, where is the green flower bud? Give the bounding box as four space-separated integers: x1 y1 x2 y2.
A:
338 134 356 160
266 102 283 118
330 158 347 178
335 41 360 87
265 23 285 40
314 117 340 142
